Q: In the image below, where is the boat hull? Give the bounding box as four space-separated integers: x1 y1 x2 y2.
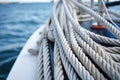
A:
7 25 45 80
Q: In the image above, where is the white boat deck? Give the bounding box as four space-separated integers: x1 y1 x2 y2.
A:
7 25 45 80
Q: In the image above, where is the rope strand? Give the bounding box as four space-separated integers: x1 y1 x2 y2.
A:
28 0 120 80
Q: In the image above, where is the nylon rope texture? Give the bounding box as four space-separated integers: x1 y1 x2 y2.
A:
28 0 120 80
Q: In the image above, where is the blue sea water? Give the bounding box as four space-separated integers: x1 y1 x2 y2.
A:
0 3 52 80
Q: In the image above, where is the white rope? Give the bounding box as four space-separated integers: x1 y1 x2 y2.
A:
75 32 120 80
54 42 64 80
68 22 106 80
55 38 79 80
52 2 94 80
28 0 120 80
63 0 120 73
43 38 52 80
104 47 120 54
53 17 79 80
37 41 44 80
84 29 120 46
69 0 120 40
101 0 120 30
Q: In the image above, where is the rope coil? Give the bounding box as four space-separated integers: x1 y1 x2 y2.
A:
29 0 120 80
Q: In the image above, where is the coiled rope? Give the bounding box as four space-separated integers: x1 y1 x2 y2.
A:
28 0 120 80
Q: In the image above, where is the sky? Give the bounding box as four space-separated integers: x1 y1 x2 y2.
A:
0 0 51 3
0 0 117 3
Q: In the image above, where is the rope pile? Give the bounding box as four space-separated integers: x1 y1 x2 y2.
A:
29 0 120 80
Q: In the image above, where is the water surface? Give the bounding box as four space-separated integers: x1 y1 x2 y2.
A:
0 3 52 80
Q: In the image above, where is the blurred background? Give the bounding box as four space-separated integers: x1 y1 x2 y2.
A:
0 0 119 80
0 0 53 80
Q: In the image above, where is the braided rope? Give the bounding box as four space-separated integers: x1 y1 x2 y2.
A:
104 47 120 54
84 28 120 46
75 33 120 80
43 38 52 80
108 53 120 62
63 0 120 75
54 42 64 80
101 0 120 30
37 41 44 80
68 22 106 80
52 5 79 79
55 41 79 80
52 2 94 80
100 46 120 62
69 0 120 40
28 0 120 80
53 20 79 80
